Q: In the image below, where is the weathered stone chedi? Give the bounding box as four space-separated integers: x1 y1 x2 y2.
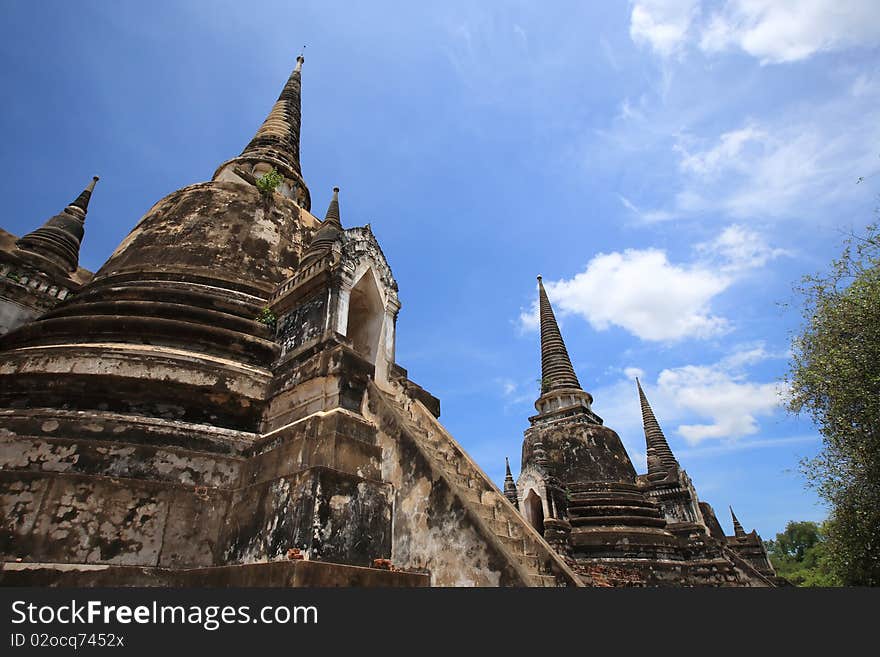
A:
0 178 96 335
0 57 776 587
508 278 780 586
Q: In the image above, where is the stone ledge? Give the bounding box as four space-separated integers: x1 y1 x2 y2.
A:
0 560 429 587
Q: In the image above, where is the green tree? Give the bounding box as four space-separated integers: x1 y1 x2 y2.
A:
785 222 880 586
765 521 840 586
769 520 821 561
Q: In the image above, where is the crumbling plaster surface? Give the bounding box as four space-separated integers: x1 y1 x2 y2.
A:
96 182 311 292
364 388 520 587
0 297 39 335
0 435 241 487
523 419 637 485
219 467 392 568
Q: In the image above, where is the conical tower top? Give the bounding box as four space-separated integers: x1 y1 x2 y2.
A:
301 187 344 263
537 276 582 392
240 55 305 175
636 378 679 478
730 506 747 538
67 176 99 216
214 54 310 209
503 457 518 507
324 187 341 226
16 176 99 273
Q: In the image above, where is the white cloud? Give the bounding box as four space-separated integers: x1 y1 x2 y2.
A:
618 98 643 122
658 362 783 443
630 0 700 57
697 224 789 272
594 345 787 453
677 434 820 459
654 85 880 221
542 249 729 341
610 97 880 226
624 366 645 380
851 73 880 98
676 125 766 178
499 379 517 396
631 1 880 64
699 0 880 64
518 225 782 342
518 305 540 332
618 194 676 222
718 342 786 369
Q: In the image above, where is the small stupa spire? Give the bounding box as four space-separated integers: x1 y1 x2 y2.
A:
301 187 344 263
67 176 99 215
16 176 99 273
637 378 679 478
503 457 518 508
324 186 341 226
213 53 310 209
730 506 747 539
537 276 582 393
240 54 305 175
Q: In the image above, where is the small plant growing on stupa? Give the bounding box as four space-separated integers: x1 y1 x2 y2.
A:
255 306 277 330
255 167 283 197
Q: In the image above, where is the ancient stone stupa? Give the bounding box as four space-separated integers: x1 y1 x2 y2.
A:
0 55 777 587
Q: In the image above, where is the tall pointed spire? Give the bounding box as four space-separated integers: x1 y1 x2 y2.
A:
323 187 341 226
67 176 99 215
503 457 518 508
301 187 343 263
240 54 305 175
537 276 581 392
730 507 747 538
16 176 99 273
214 54 310 209
636 378 679 478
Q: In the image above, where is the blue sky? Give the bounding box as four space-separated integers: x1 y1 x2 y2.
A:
2 1 879 539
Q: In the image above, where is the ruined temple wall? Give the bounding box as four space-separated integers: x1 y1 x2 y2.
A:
0 470 235 569
219 466 392 568
0 296 39 336
522 417 637 485
94 182 316 293
219 408 394 568
0 403 396 572
0 346 273 432
1 229 92 337
0 411 248 569
365 388 526 587
574 557 772 587
262 340 374 433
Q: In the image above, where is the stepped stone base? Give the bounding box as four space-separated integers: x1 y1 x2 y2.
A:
0 560 429 587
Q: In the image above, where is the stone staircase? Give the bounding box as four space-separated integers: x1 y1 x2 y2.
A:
369 383 583 587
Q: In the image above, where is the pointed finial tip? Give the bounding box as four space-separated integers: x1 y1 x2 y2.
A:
92 176 99 181
537 274 542 281
333 186 339 194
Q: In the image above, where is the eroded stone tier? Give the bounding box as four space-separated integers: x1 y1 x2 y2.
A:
566 481 682 560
